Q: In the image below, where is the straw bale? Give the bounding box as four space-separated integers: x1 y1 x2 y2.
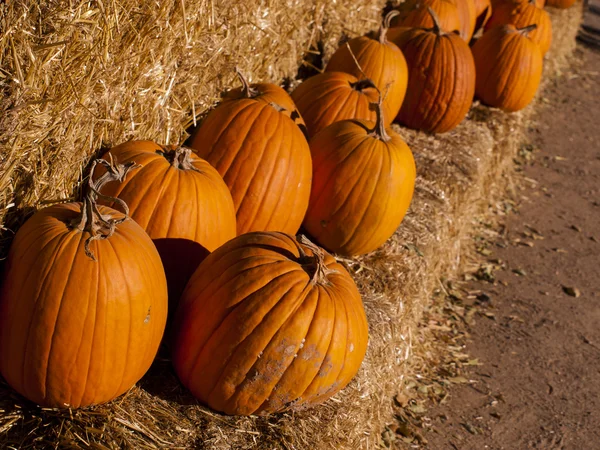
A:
0 1 582 448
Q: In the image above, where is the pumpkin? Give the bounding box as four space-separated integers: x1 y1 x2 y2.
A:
485 0 552 54
474 0 493 32
189 76 312 236
390 8 476 133
99 141 237 308
545 0 575 8
222 69 307 133
0 160 168 408
392 0 462 35
172 232 369 415
472 24 543 112
325 11 408 122
303 98 416 256
291 72 381 138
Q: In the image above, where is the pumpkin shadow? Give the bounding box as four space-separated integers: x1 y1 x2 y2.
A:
152 237 210 318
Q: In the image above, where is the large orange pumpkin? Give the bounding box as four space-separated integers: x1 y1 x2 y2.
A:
291 72 381 138
545 0 576 7
303 99 416 256
99 141 236 307
0 160 168 408
485 0 552 54
391 9 476 133
325 11 408 122
189 85 312 236
392 0 462 35
472 24 543 112
172 232 369 415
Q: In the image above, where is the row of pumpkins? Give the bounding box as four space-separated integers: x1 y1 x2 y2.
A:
0 0 576 417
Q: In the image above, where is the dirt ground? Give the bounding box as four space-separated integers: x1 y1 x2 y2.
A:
400 44 600 450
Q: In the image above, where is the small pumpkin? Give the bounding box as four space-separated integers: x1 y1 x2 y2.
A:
172 232 369 415
545 0 576 8
189 73 312 236
392 0 462 35
474 0 493 32
0 160 168 408
303 98 416 256
390 8 476 133
485 0 552 54
472 24 543 112
99 141 237 308
325 11 408 121
291 72 381 138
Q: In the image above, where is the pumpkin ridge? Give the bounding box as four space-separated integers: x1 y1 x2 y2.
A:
413 33 441 127
201 101 260 174
227 278 316 412
496 34 525 107
164 169 182 238
202 274 310 403
431 36 458 131
513 42 538 109
103 235 134 400
257 288 322 413
338 138 385 249
183 263 299 385
350 140 394 251
142 165 177 235
17 229 75 401
296 286 342 403
264 124 296 232
238 108 285 231
309 134 365 216
74 234 101 406
41 232 84 404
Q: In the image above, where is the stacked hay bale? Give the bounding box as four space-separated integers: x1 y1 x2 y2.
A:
0 0 582 448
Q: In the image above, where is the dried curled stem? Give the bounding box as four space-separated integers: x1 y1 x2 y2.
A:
158 145 200 172
234 67 258 98
517 24 538 37
427 7 446 35
70 157 139 261
295 235 337 286
379 10 400 44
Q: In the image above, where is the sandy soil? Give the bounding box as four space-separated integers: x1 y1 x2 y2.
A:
406 44 600 450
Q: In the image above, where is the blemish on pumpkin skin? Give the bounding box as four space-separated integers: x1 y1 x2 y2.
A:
144 307 151 323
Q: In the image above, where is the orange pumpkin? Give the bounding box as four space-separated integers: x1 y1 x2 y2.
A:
291 72 381 138
545 0 575 8
474 0 493 32
472 24 543 112
99 141 236 307
0 160 168 408
303 99 416 256
392 0 462 35
172 232 369 415
189 80 312 236
391 9 476 133
485 0 552 54
325 11 408 122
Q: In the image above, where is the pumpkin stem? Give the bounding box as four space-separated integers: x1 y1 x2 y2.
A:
517 24 538 37
159 145 200 172
296 235 337 286
368 94 391 142
378 10 400 44
427 7 446 35
69 157 139 261
234 67 258 98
